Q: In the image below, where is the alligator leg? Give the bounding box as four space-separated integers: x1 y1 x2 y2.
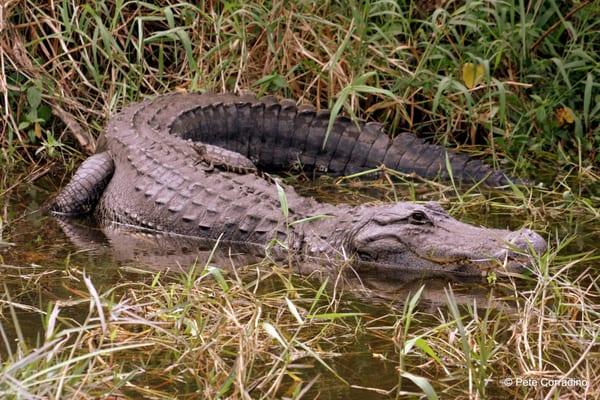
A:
50 152 115 215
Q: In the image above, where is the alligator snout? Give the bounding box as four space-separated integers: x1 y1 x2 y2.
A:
494 228 547 260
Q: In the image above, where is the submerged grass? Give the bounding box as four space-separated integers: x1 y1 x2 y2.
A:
0 0 599 399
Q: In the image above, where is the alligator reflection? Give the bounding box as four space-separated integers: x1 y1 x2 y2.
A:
55 216 505 310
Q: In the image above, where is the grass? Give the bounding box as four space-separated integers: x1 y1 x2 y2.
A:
0 0 599 399
1 1 598 180
1 173 598 399
0 233 598 398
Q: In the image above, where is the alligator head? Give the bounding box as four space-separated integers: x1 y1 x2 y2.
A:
347 202 547 275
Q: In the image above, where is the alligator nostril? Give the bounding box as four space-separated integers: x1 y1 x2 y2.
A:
504 228 547 254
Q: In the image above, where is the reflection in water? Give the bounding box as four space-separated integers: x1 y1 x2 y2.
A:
5 175 597 317
54 216 266 271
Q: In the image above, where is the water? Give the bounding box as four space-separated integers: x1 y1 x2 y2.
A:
1 175 597 398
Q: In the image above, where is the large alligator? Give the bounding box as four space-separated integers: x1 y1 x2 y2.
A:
50 92 546 275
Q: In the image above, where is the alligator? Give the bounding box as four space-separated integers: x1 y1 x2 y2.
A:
50 92 547 275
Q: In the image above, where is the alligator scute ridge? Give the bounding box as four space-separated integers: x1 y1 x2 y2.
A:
50 92 547 275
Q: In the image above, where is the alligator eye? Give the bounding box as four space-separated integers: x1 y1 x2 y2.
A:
357 250 376 262
408 210 431 225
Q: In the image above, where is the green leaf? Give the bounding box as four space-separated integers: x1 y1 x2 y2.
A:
176 29 197 72
27 129 36 143
217 369 235 397
551 57 571 89
27 86 42 110
307 312 364 320
462 63 485 89
204 266 229 292
432 76 453 113
285 298 304 325
493 78 506 124
38 104 52 123
263 322 287 347
163 6 175 29
401 372 438 400
407 285 424 312
583 72 592 127
275 180 288 219
404 337 442 366
324 71 395 147
256 74 288 90
289 214 331 226
308 278 328 315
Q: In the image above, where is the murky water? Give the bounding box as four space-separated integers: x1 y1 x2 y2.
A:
1 174 597 398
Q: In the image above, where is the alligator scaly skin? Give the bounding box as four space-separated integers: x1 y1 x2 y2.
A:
51 93 546 275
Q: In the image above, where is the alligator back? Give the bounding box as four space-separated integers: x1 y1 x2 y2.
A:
94 96 327 245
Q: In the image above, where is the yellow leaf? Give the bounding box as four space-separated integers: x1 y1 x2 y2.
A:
286 372 302 382
462 63 485 89
34 122 42 139
556 107 575 127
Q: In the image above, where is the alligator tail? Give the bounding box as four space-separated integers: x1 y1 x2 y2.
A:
49 152 115 215
147 93 516 186
252 100 513 185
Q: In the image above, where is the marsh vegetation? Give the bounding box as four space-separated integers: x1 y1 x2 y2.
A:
1 1 598 398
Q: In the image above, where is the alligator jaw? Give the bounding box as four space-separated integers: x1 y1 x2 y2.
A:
354 244 545 276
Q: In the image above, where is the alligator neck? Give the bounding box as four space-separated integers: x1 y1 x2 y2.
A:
289 202 362 262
